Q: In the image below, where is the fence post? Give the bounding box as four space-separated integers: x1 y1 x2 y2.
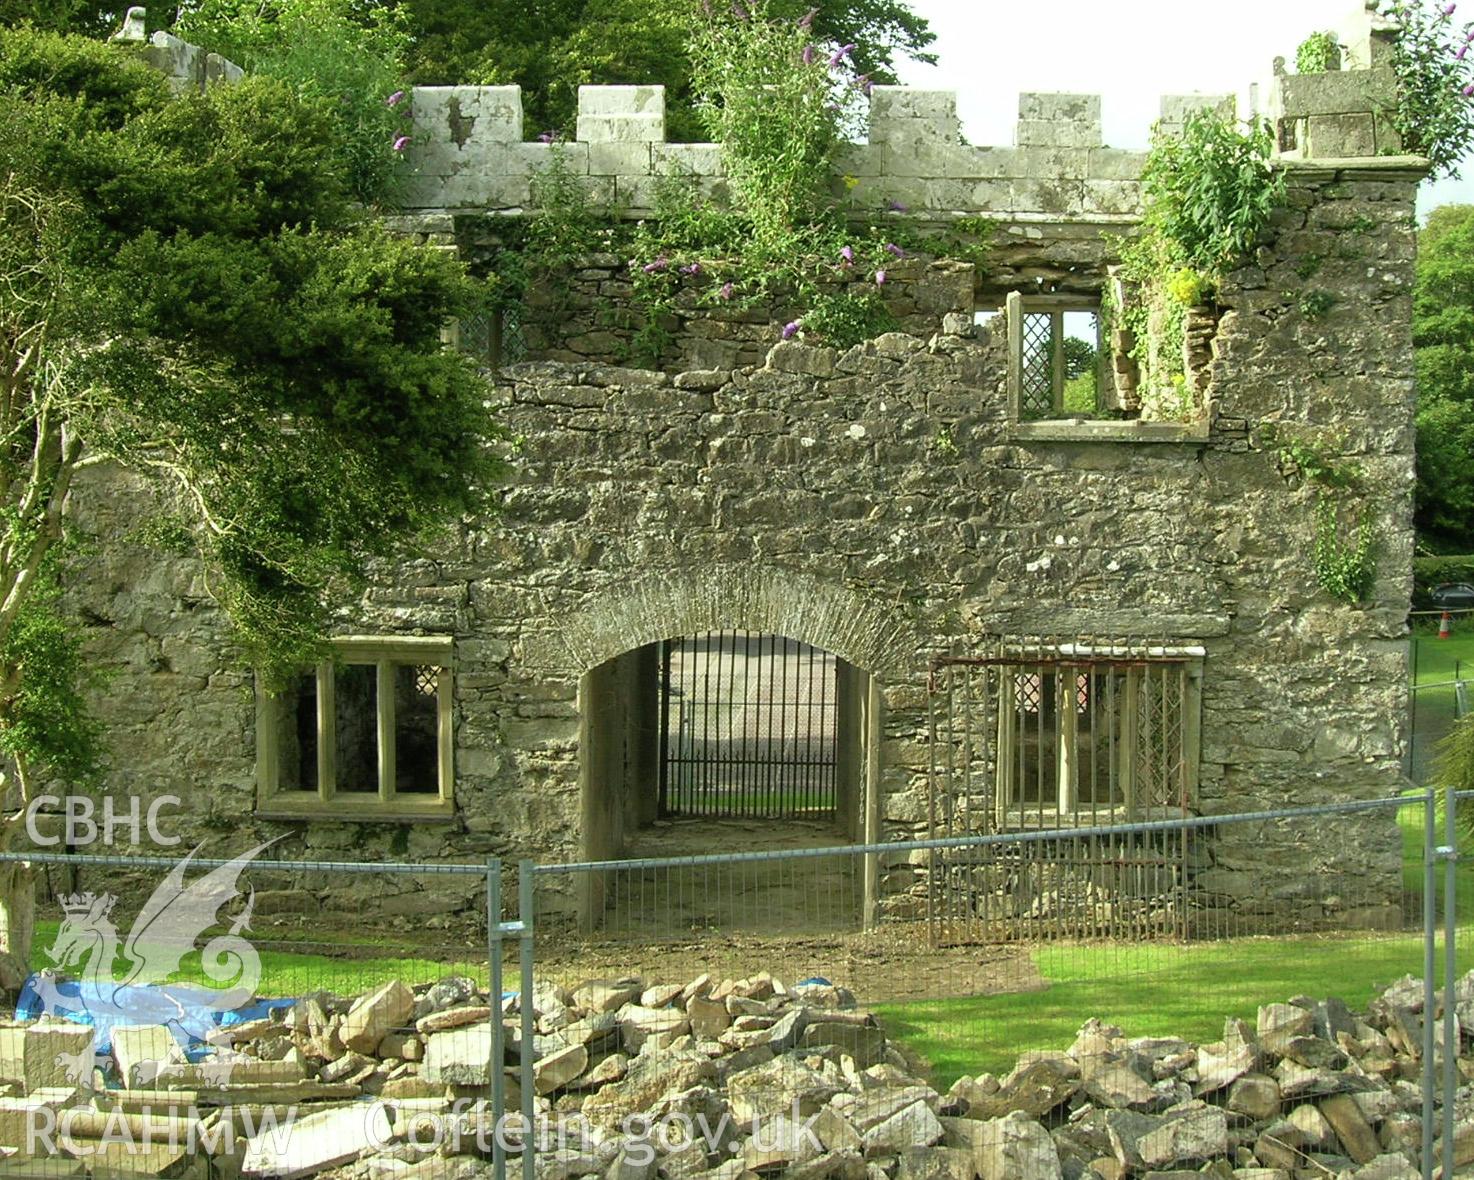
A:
486 857 505 1180
519 860 536 1180
1423 784 1437 1180
1442 785 1459 1180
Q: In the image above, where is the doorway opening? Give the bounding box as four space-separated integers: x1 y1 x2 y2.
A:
576 631 879 932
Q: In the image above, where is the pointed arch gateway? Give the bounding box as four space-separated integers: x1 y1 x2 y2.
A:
530 567 912 931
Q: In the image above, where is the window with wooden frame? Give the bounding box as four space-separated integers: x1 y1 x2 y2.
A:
1005 292 1109 421
256 636 455 820
990 645 1201 830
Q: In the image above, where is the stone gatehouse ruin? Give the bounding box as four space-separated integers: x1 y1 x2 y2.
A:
43 5 1419 935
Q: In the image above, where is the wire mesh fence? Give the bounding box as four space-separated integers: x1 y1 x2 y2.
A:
0 790 1468 1178
0 851 505 1177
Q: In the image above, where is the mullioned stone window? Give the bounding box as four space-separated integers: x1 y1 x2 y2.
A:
255 636 455 820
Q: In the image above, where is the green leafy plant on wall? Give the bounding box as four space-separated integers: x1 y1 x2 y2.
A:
1296 30 1343 74
500 2 994 366
1273 433 1378 604
1379 0 1474 179
173 0 413 206
1109 110 1283 420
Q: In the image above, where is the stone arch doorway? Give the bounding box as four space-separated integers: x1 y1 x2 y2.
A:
558 568 905 931
577 631 881 933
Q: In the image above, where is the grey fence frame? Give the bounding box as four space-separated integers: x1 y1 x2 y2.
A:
0 788 1465 1180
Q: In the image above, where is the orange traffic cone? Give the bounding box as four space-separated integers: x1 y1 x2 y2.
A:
1440 610 1453 639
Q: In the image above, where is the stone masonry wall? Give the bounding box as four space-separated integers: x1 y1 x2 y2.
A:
46 159 1421 929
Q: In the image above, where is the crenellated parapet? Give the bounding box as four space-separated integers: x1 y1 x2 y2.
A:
119 2 1424 223
402 85 1239 221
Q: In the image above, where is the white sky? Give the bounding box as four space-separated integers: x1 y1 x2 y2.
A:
891 0 1474 215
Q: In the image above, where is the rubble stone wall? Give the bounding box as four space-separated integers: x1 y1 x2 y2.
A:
46 159 1422 928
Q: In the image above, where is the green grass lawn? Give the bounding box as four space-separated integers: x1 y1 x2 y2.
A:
875 930 1460 1088
28 918 488 999
1412 632 1474 685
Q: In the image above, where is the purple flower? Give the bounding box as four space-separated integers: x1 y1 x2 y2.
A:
538 130 558 144
643 256 670 274
828 42 856 67
1464 82 1474 96
859 75 874 95
782 320 801 339
1458 43 1469 58
719 282 735 300
798 6 818 28
839 245 854 266
802 44 815 65
681 262 703 276
386 90 405 108
888 199 909 213
392 135 411 152
874 269 887 286
884 242 905 257
1443 2 1457 14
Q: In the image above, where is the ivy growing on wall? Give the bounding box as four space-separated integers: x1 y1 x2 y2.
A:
1272 433 1378 604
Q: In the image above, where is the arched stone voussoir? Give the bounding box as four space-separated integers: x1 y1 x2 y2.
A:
521 565 917 677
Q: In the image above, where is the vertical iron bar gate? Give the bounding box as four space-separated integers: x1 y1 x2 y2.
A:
658 631 838 820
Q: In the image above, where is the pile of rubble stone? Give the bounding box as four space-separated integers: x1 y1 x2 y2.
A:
1 968 1472 1178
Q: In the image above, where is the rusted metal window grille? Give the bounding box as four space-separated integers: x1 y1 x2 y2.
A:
658 632 838 820
925 644 1202 945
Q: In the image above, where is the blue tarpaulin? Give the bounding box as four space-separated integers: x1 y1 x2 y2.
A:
15 974 297 1059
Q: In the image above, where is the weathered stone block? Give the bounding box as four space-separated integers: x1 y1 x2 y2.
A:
1015 119 1102 149
1158 93 1235 126
1304 113 1378 159
577 86 666 142
412 86 523 149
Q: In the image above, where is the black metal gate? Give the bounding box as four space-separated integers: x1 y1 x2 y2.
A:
658 631 837 819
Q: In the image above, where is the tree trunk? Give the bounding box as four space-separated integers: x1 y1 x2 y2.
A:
0 766 35 969
0 862 34 968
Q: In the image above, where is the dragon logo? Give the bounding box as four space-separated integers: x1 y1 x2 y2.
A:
29 842 274 1085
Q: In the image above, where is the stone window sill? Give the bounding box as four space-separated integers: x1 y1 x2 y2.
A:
1010 419 1209 443
255 799 457 824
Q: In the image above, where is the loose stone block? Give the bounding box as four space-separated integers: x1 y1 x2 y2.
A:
423 1024 495 1085
112 1025 181 1088
341 980 415 1055
241 1102 393 1179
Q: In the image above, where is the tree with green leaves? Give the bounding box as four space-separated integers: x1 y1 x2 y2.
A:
0 29 497 963
397 0 937 143
1414 204 1474 553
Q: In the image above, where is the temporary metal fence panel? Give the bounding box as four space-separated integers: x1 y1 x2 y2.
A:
0 849 531 1180
658 631 839 820
0 789 1468 1179
525 792 1468 1180
1408 613 1473 785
